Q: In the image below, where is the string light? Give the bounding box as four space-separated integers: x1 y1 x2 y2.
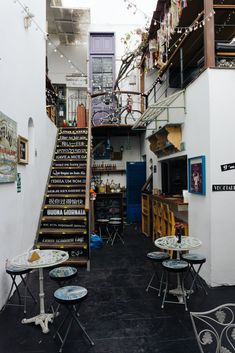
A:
167 11 215 54
13 0 87 77
123 0 161 28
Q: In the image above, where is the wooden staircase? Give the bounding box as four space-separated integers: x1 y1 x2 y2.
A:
35 126 91 269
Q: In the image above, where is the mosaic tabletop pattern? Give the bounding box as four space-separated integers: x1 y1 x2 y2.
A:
10 249 69 269
155 236 202 251
54 286 87 302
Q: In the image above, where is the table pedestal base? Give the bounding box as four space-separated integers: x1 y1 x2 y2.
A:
22 313 54 334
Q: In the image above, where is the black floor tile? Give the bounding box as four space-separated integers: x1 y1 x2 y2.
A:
1 224 235 353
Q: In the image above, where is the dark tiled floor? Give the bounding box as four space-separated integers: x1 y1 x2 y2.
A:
1 224 235 353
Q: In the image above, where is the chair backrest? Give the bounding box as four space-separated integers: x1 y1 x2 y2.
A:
190 303 235 353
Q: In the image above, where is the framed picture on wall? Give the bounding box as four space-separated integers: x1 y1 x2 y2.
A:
188 155 206 195
18 135 28 165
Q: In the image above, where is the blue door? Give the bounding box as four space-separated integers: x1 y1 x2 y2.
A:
126 162 146 223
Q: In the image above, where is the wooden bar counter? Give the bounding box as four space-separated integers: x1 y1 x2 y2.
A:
152 195 188 241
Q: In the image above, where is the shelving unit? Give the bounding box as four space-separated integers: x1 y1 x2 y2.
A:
94 192 123 225
35 127 90 268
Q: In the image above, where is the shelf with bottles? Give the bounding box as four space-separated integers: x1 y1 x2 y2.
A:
92 161 125 174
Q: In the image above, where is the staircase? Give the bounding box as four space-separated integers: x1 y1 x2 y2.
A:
35 126 91 269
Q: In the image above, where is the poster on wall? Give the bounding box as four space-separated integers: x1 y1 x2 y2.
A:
0 111 17 183
188 155 206 195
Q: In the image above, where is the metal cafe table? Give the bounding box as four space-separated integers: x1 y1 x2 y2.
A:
154 236 202 301
9 249 69 333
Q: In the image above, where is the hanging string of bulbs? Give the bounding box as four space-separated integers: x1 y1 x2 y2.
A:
167 10 215 53
123 0 159 27
12 0 87 77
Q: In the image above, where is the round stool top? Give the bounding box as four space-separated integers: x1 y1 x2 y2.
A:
162 259 188 271
6 264 30 275
147 252 169 261
49 266 77 280
96 219 109 223
182 253 206 264
109 221 121 225
54 286 87 304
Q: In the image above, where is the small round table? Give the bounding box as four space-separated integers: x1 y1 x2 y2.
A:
10 249 69 333
154 236 202 301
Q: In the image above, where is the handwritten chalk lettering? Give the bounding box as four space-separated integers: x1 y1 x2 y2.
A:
50 179 83 184
52 170 86 176
220 163 235 172
61 141 86 147
48 198 84 205
212 184 235 191
47 188 85 194
56 148 87 153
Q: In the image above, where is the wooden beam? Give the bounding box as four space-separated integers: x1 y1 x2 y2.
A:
204 0 215 68
213 5 235 10
140 66 145 113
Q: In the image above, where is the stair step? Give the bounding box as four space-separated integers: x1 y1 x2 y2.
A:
52 162 87 168
53 159 87 162
41 216 87 221
55 151 87 155
36 242 88 249
44 205 85 209
39 229 87 234
46 194 85 198
51 166 86 170
48 184 86 188
50 175 86 179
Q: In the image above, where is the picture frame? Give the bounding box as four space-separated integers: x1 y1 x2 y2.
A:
188 155 206 195
18 135 28 165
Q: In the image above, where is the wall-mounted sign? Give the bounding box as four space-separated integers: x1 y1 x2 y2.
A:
66 76 87 88
212 184 235 191
17 172 21 193
221 163 235 172
0 111 17 183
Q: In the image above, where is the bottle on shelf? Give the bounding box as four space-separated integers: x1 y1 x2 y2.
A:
106 179 111 193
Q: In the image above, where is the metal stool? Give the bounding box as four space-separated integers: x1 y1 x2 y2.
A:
1 262 37 315
49 266 77 315
161 259 188 311
96 219 110 240
107 220 124 245
145 252 170 296
181 253 208 298
53 286 94 352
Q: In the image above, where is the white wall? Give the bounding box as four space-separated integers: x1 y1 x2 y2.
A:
209 69 235 286
0 1 57 307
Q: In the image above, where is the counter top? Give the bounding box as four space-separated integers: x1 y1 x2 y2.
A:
152 194 188 205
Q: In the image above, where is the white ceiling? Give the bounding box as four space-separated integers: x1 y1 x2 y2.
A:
47 0 90 45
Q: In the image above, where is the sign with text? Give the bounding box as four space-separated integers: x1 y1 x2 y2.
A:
221 163 235 172
212 184 235 191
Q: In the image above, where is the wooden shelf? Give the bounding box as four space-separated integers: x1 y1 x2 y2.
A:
92 169 125 173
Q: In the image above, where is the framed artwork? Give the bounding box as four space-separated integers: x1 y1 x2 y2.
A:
0 111 17 183
18 135 28 165
188 155 206 195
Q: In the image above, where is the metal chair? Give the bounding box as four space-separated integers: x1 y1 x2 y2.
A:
1 261 37 315
53 286 94 352
107 219 124 245
181 253 208 298
161 259 188 311
145 251 170 296
96 218 110 240
190 303 235 353
48 266 77 315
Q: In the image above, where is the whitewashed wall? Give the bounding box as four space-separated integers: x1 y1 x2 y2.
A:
146 67 235 286
0 1 57 307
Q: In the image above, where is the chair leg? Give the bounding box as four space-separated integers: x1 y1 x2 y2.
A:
188 264 208 298
181 274 188 311
161 271 168 309
146 273 156 292
71 307 94 346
